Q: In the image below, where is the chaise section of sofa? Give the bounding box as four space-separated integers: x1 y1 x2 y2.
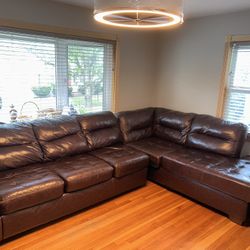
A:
118 107 249 225
156 113 249 224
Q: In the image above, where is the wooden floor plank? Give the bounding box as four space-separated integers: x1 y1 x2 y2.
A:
1 182 249 250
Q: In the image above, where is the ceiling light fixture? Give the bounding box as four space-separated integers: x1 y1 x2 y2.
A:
94 0 184 29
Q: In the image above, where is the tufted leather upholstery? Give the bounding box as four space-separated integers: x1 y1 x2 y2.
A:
0 123 43 171
0 165 64 215
0 107 248 241
32 116 89 160
77 112 121 149
48 154 113 192
128 137 183 167
187 115 247 157
90 145 149 177
154 108 194 144
161 148 250 202
117 108 155 143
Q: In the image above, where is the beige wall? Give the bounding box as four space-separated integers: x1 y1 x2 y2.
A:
0 0 157 112
155 10 250 114
155 10 250 155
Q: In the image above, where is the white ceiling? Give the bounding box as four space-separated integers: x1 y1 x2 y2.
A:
53 0 250 19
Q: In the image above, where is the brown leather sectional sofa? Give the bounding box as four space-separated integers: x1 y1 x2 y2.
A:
0 107 249 242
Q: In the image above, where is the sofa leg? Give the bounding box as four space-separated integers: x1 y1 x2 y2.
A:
228 202 248 225
228 214 246 225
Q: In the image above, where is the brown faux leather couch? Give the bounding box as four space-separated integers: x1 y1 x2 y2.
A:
0 107 249 242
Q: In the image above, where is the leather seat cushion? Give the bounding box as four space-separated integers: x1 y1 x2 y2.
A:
161 148 250 202
49 154 114 192
0 166 64 215
128 137 183 167
90 145 149 178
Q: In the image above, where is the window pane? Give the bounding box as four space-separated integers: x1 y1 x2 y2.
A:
0 30 114 123
224 43 250 131
68 43 104 113
0 33 56 122
232 47 250 88
224 90 250 127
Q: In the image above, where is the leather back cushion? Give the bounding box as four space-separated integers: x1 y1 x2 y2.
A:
117 108 154 143
187 115 247 157
32 116 89 160
154 108 195 144
77 111 121 149
0 123 43 170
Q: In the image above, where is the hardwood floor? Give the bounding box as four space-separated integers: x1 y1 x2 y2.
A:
1 182 250 250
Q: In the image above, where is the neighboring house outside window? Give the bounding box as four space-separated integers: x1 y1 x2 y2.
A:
0 29 116 123
218 36 250 136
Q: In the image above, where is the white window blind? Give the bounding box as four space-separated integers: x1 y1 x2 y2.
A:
223 42 250 131
0 29 115 123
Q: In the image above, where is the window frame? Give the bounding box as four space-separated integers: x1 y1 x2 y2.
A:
217 35 250 141
0 18 119 113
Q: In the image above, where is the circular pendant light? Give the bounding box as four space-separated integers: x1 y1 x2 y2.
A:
94 0 184 29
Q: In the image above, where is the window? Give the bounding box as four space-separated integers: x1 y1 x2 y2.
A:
220 38 250 132
0 29 115 123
